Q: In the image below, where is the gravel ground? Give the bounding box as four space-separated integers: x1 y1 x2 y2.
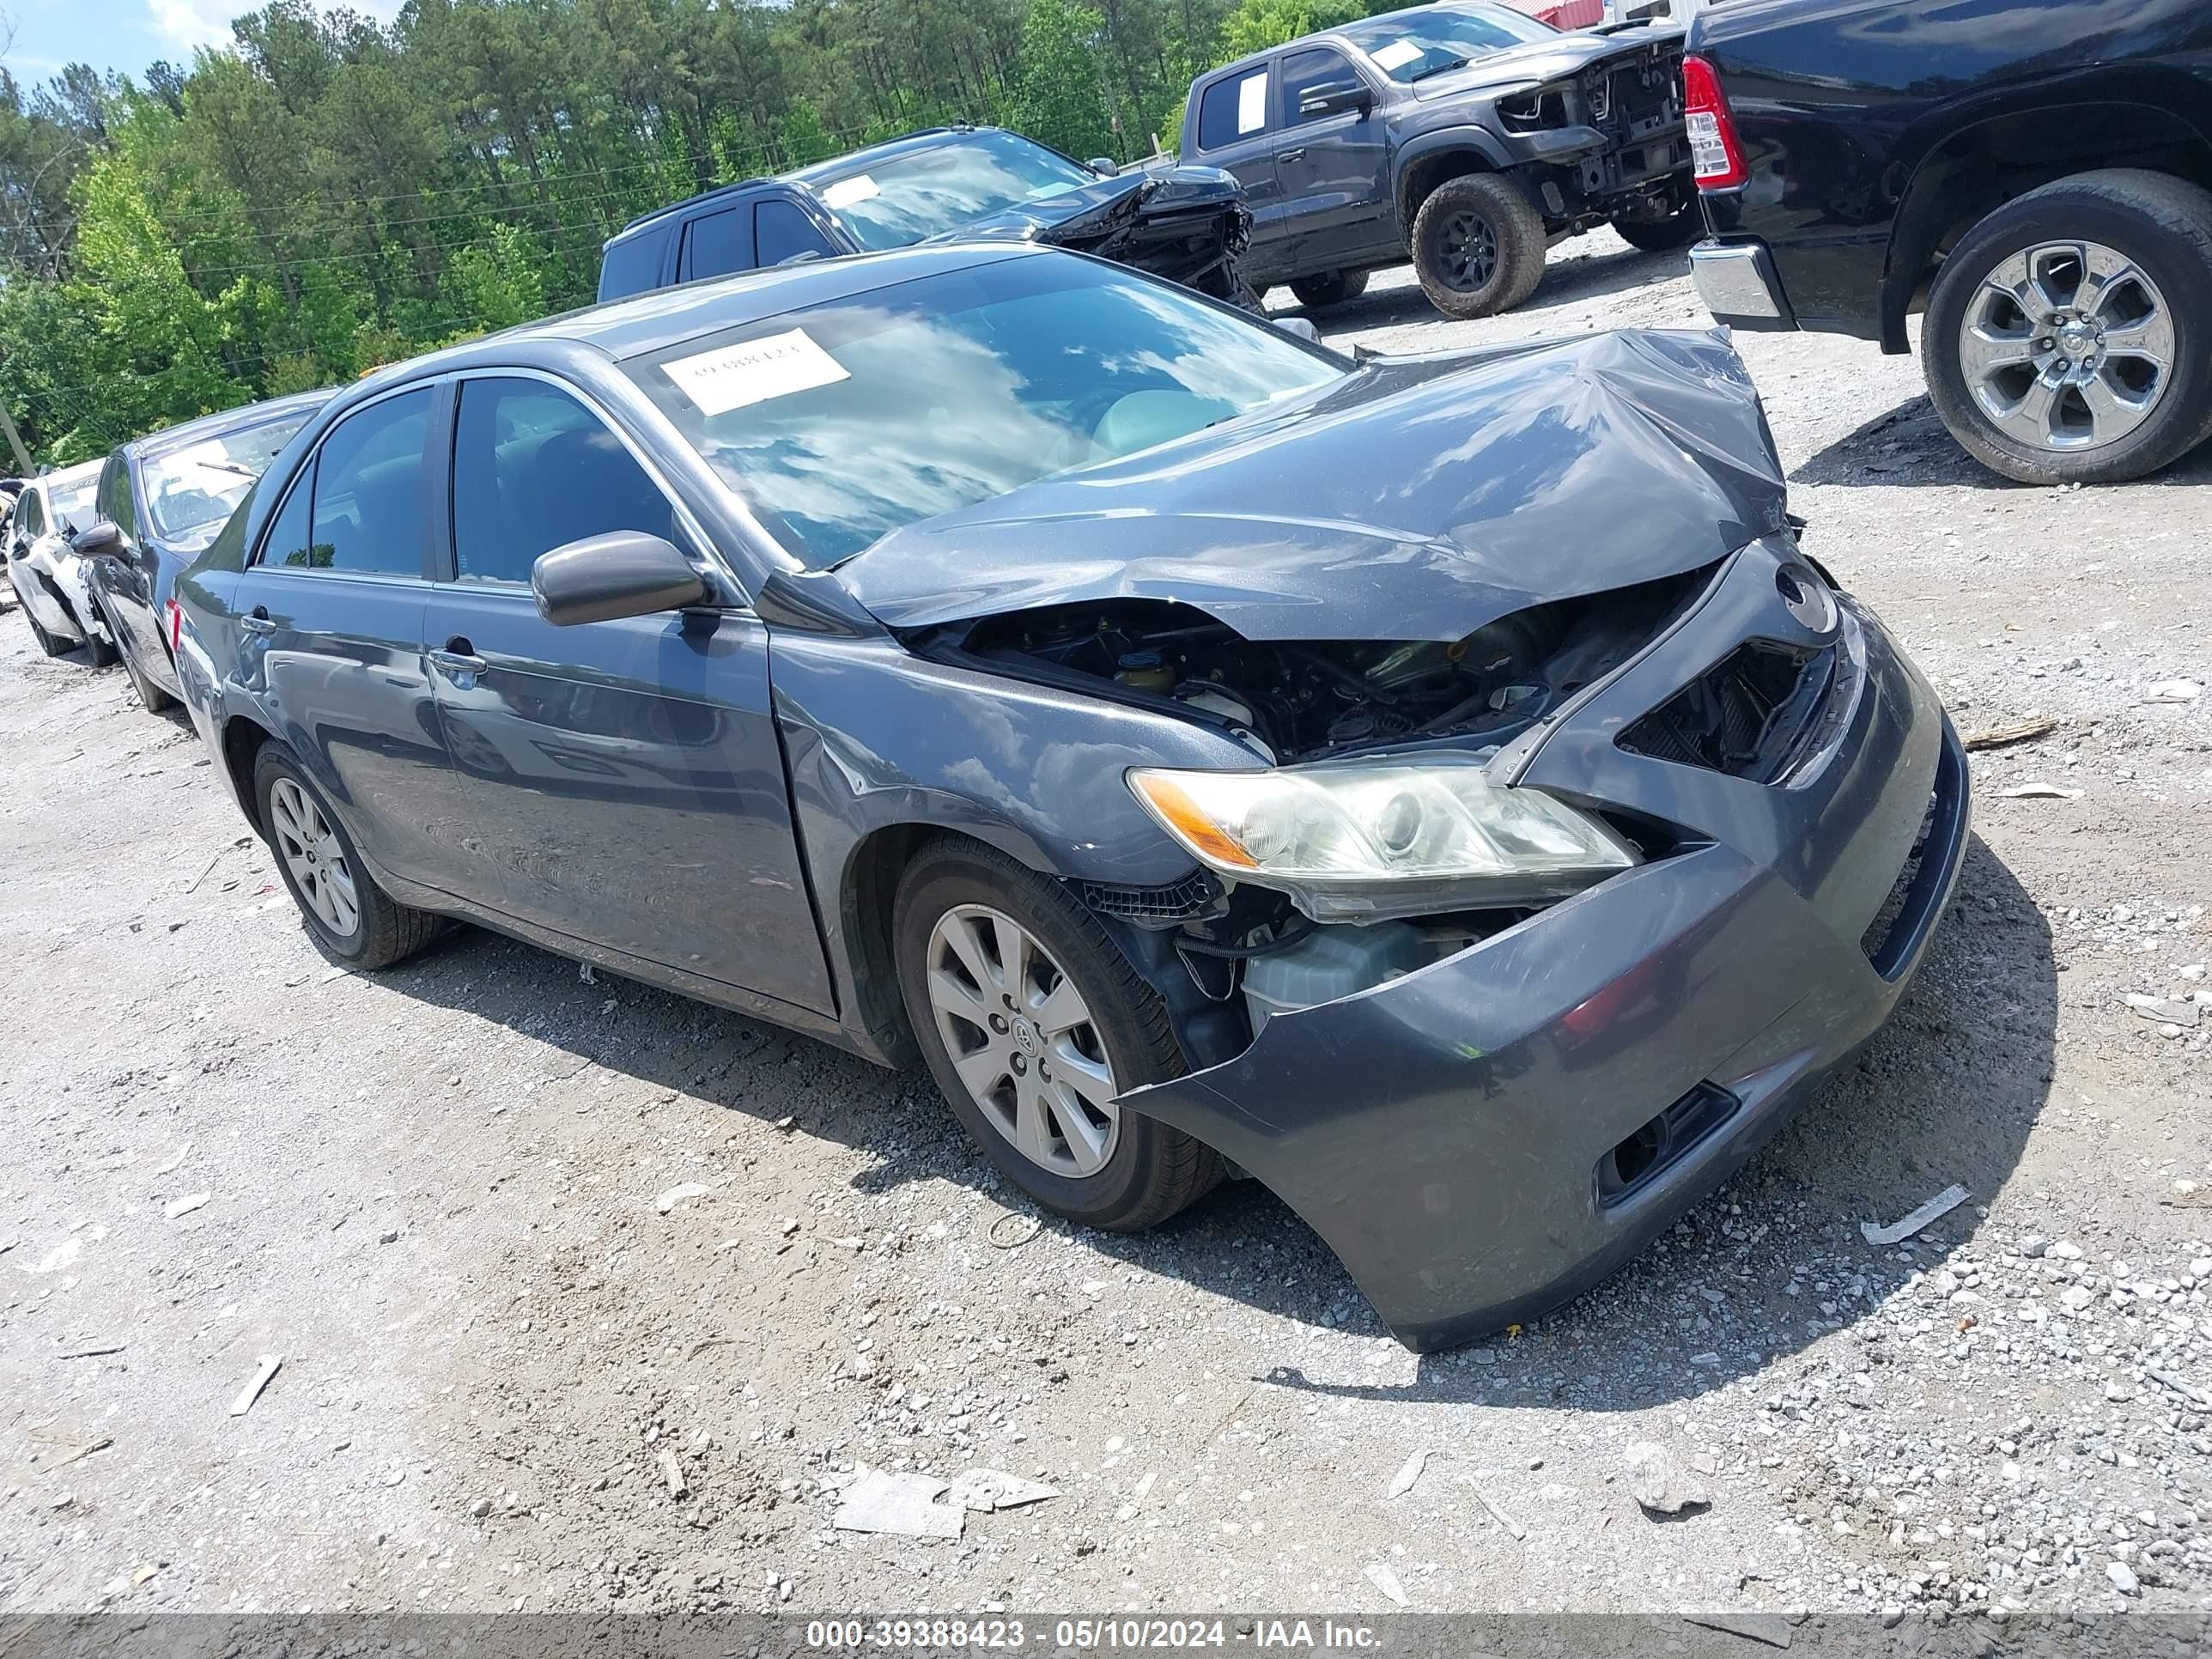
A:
3 231 2209 1626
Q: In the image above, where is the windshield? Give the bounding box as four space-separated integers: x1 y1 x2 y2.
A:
629 256 1343 567
143 410 318 544
1342 3 1555 82
46 476 98 533
806 131 1102 252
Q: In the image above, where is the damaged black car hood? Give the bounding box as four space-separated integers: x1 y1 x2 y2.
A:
835 328 1790 643
930 163 1248 251
1405 22 1685 102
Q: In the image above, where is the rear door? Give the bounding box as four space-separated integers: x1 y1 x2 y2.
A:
228 386 462 890
423 369 832 1015
1190 65 1291 277
1273 46 1395 267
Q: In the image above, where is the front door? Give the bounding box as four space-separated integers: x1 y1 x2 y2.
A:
1273 46 1394 269
425 373 832 1016
228 386 457 890
1191 64 1291 280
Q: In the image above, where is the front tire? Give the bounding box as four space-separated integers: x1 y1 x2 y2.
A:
1923 168 2212 485
21 599 67 658
893 836 1222 1231
1412 173 1547 319
252 741 443 969
1290 269 1370 310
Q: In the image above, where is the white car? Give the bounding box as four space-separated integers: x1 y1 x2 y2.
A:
5 460 113 662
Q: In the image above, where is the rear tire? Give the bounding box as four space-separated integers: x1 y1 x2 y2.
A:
1923 168 2212 485
1612 207 1703 252
252 741 444 970
893 836 1222 1231
1290 269 1369 310
1411 173 1547 319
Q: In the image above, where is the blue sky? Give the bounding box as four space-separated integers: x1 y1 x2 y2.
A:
4 0 400 86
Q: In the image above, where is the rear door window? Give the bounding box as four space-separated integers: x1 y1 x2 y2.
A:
449 377 679 586
678 205 755 282
259 466 314 570
268 389 432 574
1196 69 1271 149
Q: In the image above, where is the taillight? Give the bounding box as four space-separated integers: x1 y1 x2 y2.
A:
166 598 183 653
1681 54 1747 190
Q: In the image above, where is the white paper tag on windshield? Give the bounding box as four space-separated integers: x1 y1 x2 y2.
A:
820 174 879 210
1237 72 1267 134
665 328 850 416
1369 39 1422 70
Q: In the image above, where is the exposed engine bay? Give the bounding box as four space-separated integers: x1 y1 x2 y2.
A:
911 568 1712 1059
933 566 1710 767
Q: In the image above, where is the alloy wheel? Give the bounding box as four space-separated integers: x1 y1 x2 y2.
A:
270 776 361 939
923 903 1121 1177
1437 209 1499 293
1959 240 2173 453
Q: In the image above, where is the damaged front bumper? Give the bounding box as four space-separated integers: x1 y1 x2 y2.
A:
1037 167 1254 302
1121 539 1970 1351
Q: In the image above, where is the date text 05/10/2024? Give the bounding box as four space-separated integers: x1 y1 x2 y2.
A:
802 1619 1382 1650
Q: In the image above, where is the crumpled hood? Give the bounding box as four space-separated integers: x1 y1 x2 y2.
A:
1406 22 1683 100
835 328 1790 643
935 164 1245 244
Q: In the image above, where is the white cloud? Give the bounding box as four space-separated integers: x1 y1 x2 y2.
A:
145 0 403 55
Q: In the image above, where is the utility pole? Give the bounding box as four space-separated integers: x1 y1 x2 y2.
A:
0 398 32 475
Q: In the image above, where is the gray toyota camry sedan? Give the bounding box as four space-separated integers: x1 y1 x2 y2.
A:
173 242 1967 1350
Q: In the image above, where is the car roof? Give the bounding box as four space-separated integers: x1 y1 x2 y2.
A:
1201 0 1499 77
605 125 990 246
125 387 338 463
356 241 1042 385
36 459 104 495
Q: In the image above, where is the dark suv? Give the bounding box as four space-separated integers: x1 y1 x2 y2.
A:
1179 0 1694 319
1686 0 2212 485
598 125 1254 307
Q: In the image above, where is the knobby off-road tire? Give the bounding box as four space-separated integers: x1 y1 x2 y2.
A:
1290 268 1370 310
1923 168 2212 485
1411 173 1547 319
894 836 1223 1231
1612 207 1703 253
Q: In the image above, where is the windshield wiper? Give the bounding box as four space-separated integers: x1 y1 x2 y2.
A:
1407 55 1475 82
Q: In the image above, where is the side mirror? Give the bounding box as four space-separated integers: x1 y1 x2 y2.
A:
1273 316 1322 344
1087 157 1121 177
1298 80 1374 118
72 520 125 559
532 531 712 627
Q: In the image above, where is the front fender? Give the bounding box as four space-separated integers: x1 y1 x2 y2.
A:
1393 125 1516 185
768 629 1253 1059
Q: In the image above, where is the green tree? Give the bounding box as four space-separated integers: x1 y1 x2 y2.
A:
1004 0 1115 161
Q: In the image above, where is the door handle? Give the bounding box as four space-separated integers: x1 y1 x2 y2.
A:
1279 147 1304 163
431 636 488 675
242 605 275 635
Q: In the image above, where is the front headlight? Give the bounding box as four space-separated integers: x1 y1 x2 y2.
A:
1128 754 1637 922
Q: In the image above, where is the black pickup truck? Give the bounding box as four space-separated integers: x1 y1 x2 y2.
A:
598 125 1255 307
1179 0 1694 319
1686 0 2212 485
